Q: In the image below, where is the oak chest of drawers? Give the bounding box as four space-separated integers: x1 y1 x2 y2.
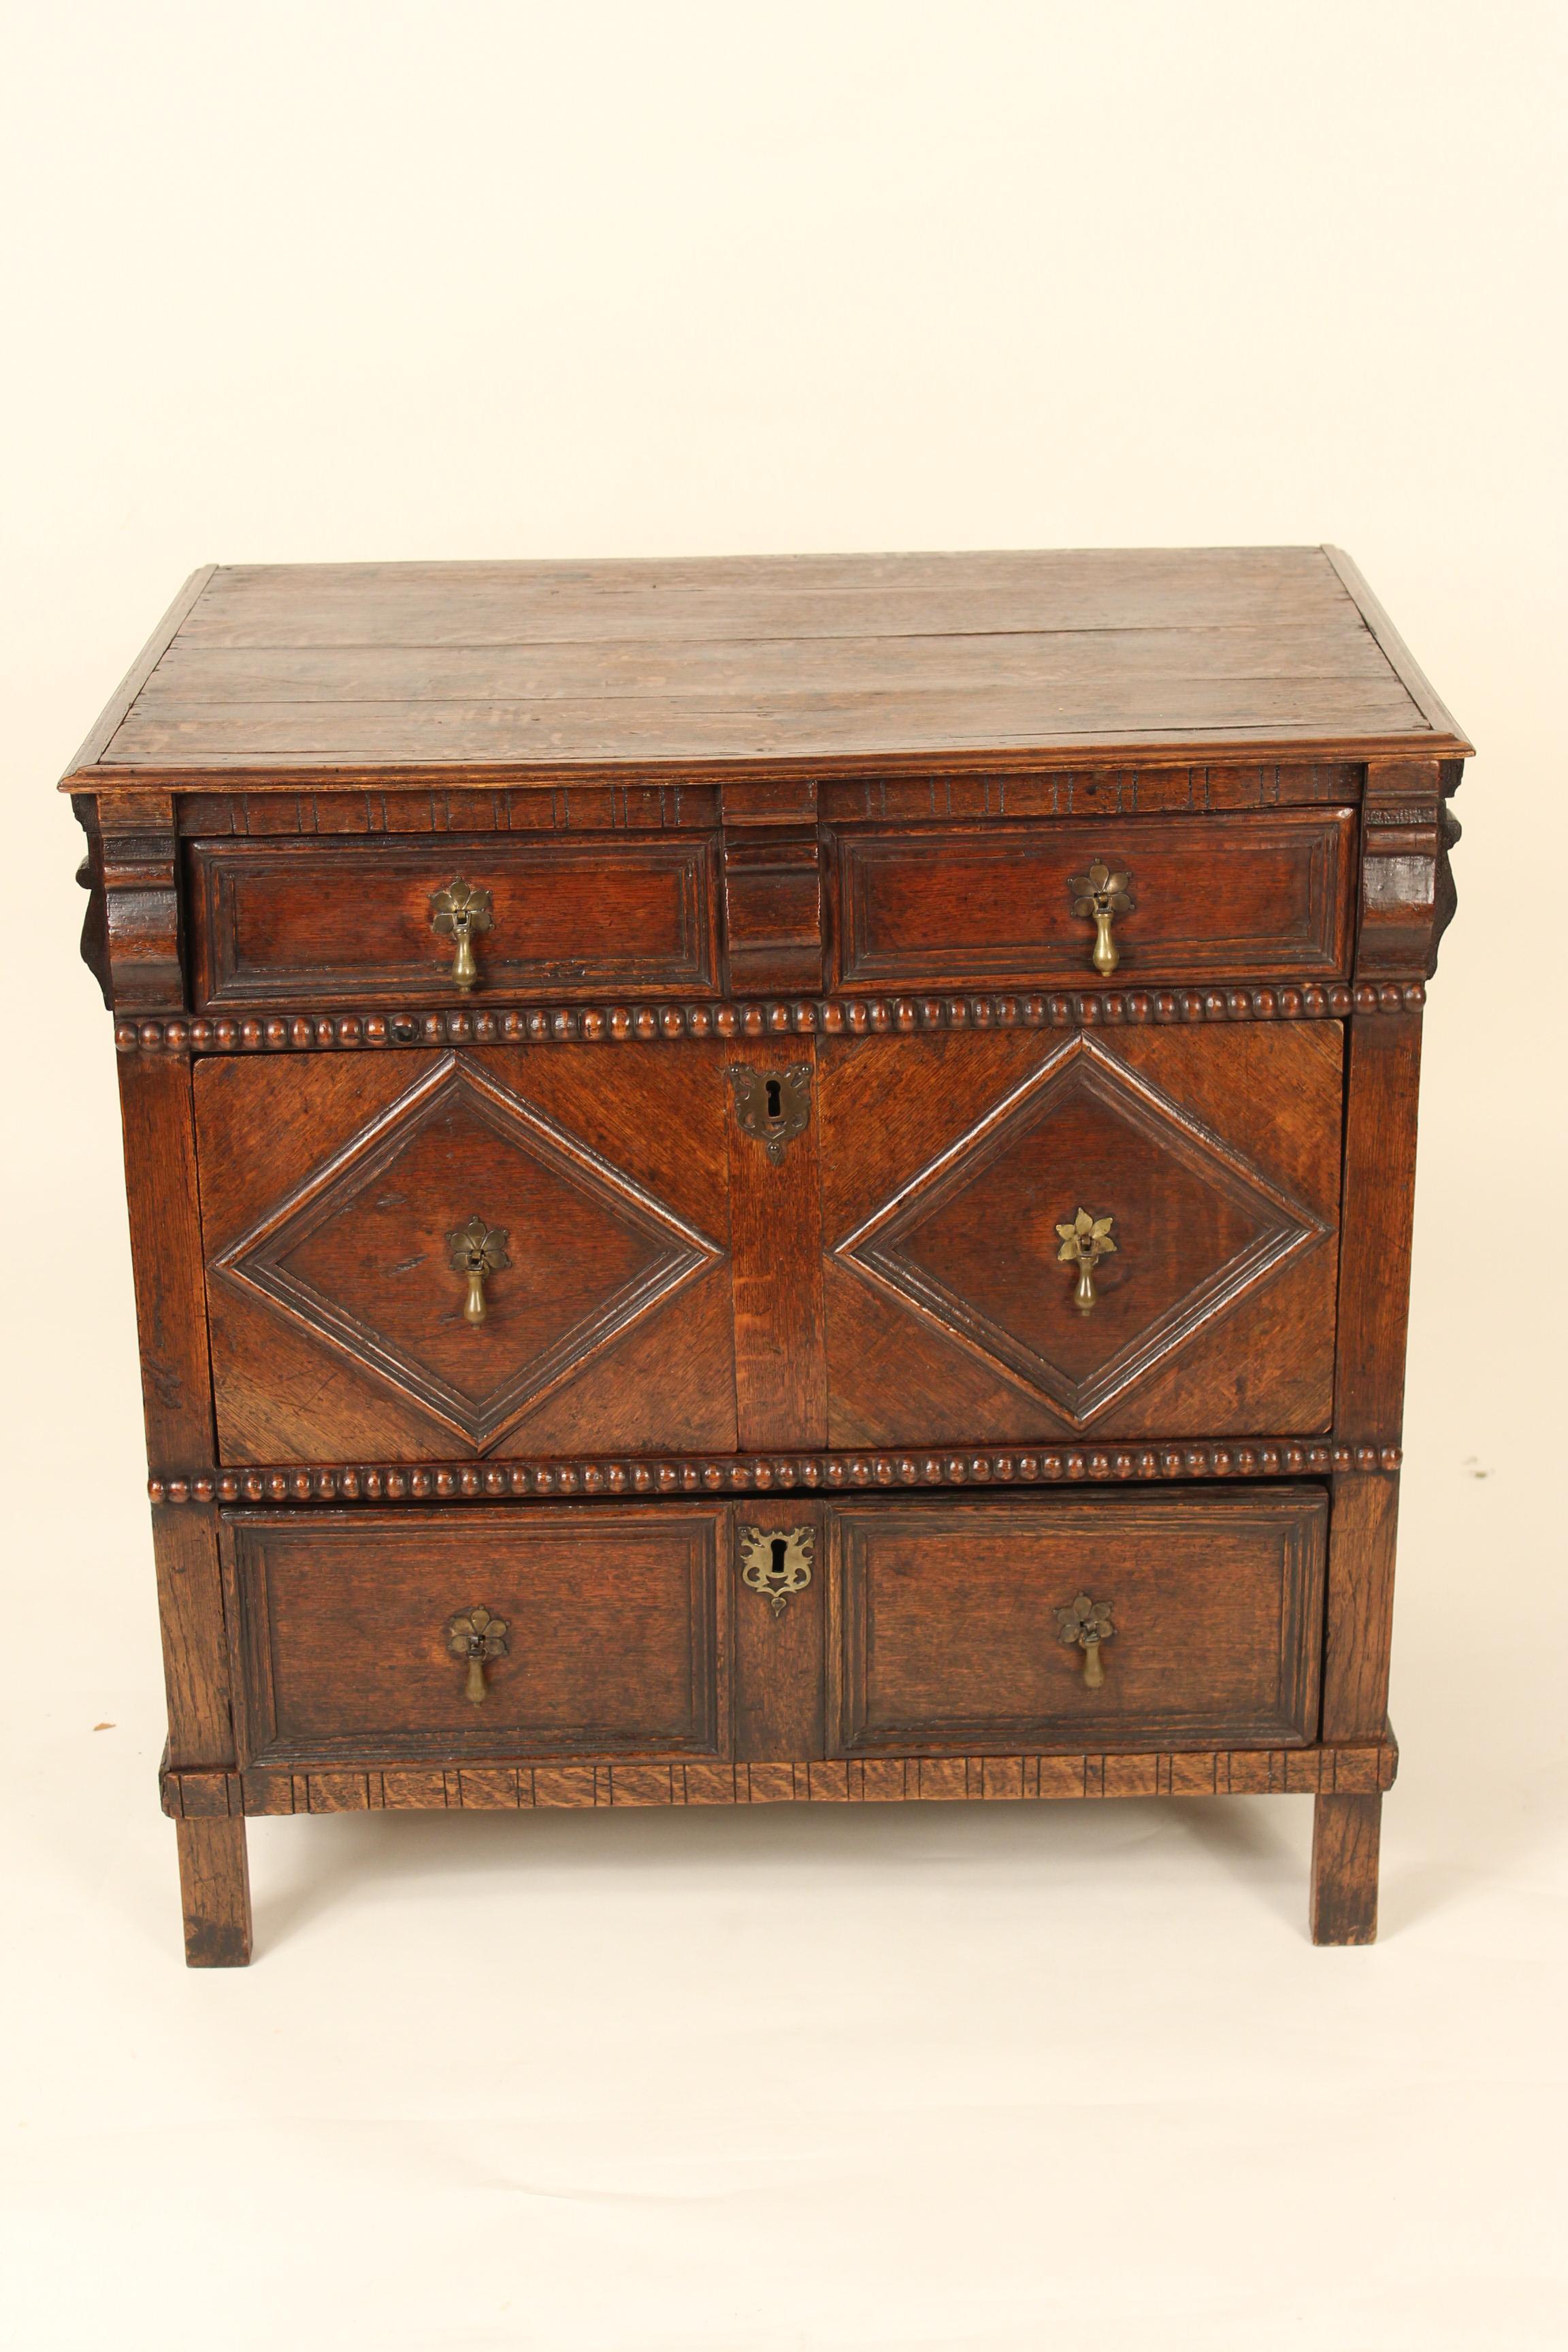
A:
66 547 1467 1962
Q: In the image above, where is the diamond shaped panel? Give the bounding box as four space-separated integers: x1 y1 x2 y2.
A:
213 1058 722 1448
834 1037 1328 1426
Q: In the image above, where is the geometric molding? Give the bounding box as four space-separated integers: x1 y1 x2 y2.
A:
161 1734 1399 1818
834 1036 1330 1428
147 1439 1403 1505
113 979 1428 1056
210 1054 721 1450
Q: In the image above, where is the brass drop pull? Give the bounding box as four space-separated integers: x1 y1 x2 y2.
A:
446 1605 508 1703
1056 1207 1115 1313
1055 1592 1115 1688
429 877 493 991
1068 859 1134 977
738 1524 815 1616
446 1214 510 1324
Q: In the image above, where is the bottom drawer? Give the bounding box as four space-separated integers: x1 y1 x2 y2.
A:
223 1505 728 1766
828 1486 1326 1754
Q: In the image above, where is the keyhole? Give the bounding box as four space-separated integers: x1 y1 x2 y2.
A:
770 1536 789 1574
765 1077 783 1122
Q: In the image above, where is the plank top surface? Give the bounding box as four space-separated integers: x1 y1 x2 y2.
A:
64 547 1471 787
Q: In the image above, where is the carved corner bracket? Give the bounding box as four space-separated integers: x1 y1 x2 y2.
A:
76 787 184 1012
1357 759 1463 983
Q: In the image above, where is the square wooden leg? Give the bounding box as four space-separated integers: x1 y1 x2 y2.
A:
175 1816 253 1967
1310 1792 1381 1945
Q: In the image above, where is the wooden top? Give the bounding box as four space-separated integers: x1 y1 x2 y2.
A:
62 546 1471 792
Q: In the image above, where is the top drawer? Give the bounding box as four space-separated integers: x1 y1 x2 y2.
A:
830 809 1356 991
186 835 720 1010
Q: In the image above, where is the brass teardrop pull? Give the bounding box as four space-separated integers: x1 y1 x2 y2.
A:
446 1215 510 1324
446 1605 508 1703
1056 1207 1116 1313
1055 1593 1115 1688
429 877 493 991
1068 860 1134 977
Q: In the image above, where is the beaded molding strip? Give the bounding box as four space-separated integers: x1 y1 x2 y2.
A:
115 981 1426 1056
148 1440 1401 1507
161 1738 1399 1820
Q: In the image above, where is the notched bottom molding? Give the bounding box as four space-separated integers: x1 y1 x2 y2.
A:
163 1737 1399 1818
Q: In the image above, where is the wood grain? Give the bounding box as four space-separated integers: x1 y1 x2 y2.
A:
222 1506 728 1767
161 1735 1399 1818
732 1505 826 1760
60 550 1470 787
152 1505 235 1767
194 1046 736 1461
67 565 216 773
827 1490 1324 1755
188 834 719 1009
1321 1472 1401 1744
1334 1013 1422 1448
1310 1792 1382 1944
832 810 1355 990
819 1024 1341 1441
174 1816 252 1967
726 1045 828 1450
67 546 1469 1957
116 1052 215 1473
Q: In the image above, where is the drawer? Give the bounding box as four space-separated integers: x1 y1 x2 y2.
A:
830 809 1356 990
187 834 720 1008
195 1045 737 1462
819 1021 1343 1442
827 1486 1326 1754
223 1505 728 1765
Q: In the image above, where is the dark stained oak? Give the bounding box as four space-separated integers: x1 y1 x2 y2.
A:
223 1507 728 1765
725 1044 829 1450
831 810 1355 991
818 1022 1342 1442
188 834 720 1009
64 547 1467 1957
732 1503 826 1761
1310 1793 1382 1945
175 1817 252 1969
193 1045 737 1462
62 549 1471 787
827 1490 1324 1756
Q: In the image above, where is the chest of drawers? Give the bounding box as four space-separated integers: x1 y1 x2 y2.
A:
66 547 1467 1963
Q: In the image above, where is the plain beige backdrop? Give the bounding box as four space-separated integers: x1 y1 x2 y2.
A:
3 4 1565 2347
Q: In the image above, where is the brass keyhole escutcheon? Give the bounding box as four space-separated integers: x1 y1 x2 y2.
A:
429 876 493 991
728 1063 811 1164
1068 859 1134 977
446 1215 510 1324
1056 1207 1116 1314
1055 1592 1115 1688
738 1524 815 1616
446 1604 508 1703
